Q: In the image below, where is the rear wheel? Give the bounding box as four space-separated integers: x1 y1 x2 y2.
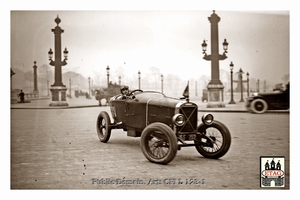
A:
194 121 231 159
96 111 111 142
251 99 268 114
140 123 178 164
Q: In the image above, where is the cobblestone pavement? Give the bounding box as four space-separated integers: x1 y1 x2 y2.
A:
10 105 290 190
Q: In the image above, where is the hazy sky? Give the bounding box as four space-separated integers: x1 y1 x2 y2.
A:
10 9 289 84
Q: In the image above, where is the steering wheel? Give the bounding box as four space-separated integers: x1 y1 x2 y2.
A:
129 89 143 96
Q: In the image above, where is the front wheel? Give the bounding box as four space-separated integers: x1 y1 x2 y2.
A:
140 123 178 164
250 99 268 114
194 121 231 159
96 111 111 143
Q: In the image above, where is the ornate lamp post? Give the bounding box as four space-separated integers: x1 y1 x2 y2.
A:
88 77 91 98
69 78 72 98
91 79 94 96
47 80 49 96
32 61 39 97
228 62 235 104
257 79 260 92
138 71 141 89
234 68 246 102
246 72 250 97
161 74 164 93
202 10 229 108
106 65 110 87
195 81 198 96
48 15 69 106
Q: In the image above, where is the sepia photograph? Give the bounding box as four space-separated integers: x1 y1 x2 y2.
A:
3 0 298 198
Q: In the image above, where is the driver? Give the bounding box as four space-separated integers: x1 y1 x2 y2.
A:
120 85 131 99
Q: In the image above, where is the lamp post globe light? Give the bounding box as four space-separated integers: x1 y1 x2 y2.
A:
48 16 69 106
201 11 229 108
228 62 235 104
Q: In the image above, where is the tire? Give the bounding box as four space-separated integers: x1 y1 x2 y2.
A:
96 111 111 143
194 121 231 159
140 123 178 164
250 99 268 114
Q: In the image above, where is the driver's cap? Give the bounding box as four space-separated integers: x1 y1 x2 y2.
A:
120 85 129 91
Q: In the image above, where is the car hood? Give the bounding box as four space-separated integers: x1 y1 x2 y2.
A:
135 91 184 107
254 91 284 97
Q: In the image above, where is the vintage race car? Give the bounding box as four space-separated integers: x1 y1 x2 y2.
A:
246 82 289 114
96 89 231 164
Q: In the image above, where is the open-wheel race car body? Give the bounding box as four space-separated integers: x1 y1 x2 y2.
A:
96 90 231 164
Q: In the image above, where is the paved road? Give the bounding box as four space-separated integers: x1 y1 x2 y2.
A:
11 107 289 189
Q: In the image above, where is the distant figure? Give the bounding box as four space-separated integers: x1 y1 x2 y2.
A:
18 90 25 103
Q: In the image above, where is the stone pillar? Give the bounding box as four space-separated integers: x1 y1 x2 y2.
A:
11 69 18 104
203 11 228 108
33 61 39 97
48 16 69 106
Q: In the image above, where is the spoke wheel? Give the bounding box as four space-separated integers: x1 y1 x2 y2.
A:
141 123 177 164
194 121 231 159
96 111 111 143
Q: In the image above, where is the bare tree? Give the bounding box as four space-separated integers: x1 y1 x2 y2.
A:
24 71 33 91
38 64 52 96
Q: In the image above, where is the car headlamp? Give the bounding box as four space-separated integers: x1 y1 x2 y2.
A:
201 113 214 125
172 114 185 126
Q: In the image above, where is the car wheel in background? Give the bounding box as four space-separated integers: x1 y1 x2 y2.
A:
250 99 268 114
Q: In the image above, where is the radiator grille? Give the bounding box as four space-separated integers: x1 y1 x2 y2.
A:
178 105 198 133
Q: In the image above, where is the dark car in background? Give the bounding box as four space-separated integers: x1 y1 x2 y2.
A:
246 83 289 114
96 89 231 164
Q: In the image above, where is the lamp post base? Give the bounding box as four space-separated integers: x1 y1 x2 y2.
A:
11 90 19 104
206 83 225 108
49 86 68 106
33 90 39 98
228 100 236 104
207 102 226 108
